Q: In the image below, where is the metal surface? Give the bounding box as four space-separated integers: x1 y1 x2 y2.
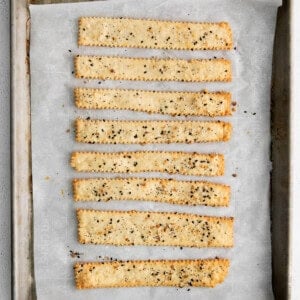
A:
11 0 36 299
11 0 290 299
0 0 11 298
271 0 291 299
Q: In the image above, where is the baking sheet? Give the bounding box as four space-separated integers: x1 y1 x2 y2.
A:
30 0 280 299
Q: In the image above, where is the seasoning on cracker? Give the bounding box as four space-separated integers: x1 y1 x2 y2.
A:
70 151 224 176
77 209 234 248
75 119 232 144
74 258 230 289
73 177 230 206
74 56 232 82
78 17 233 51
74 88 232 116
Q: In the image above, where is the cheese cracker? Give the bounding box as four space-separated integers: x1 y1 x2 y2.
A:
74 88 232 117
78 17 233 50
70 151 224 176
73 177 230 206
75 119 232 144
74 258 230 289
74 56 232 82
77 209 234 248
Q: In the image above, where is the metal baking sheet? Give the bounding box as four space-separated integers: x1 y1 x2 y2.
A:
11 0 290 299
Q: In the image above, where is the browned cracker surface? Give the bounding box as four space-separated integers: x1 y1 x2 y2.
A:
78 17 233 51
77 209 234 248
70 151 224 176
74 88 232 117
73 177 230 207
74 56 232 82
74 258 230 289
75 119 232 144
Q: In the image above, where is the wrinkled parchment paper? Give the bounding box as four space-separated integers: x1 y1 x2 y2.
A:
30 0 281 298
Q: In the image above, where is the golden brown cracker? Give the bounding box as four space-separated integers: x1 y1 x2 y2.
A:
74 56 232 82
77 209 234 248
74 258 230 289
75 119 232 144
78 17 233 50
73 177 230 207
70 151 224 176
74 88 232 117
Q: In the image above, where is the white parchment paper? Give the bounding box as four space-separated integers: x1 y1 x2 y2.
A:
30 0 280 299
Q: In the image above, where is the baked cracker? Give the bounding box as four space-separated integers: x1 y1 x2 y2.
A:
74 258 230 289
75 119 232 144
73 177 230 207
74 88 232 117
77 209 234 248
74 56 232 82
78 17 233 50
70 151 224 176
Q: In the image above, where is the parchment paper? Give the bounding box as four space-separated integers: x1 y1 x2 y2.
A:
30 0 281 299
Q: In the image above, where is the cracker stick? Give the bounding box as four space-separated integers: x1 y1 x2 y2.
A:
70 151 224 176
74 88 232 117
77 209 234 248
73 178 230 206
74 258 230 289
74 56 231 82
75 119 232 144
78 17 233 50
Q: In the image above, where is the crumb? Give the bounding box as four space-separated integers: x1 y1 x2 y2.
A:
68 49 72 53
231 101 237 106
244 111 247 113
232 173 237 177
234 46 237 50
252 112 256 115
69 250 82 259
187 288 191 291
44 176 50 180
98 81 101 84
71 71 74 74
66 129 70 133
